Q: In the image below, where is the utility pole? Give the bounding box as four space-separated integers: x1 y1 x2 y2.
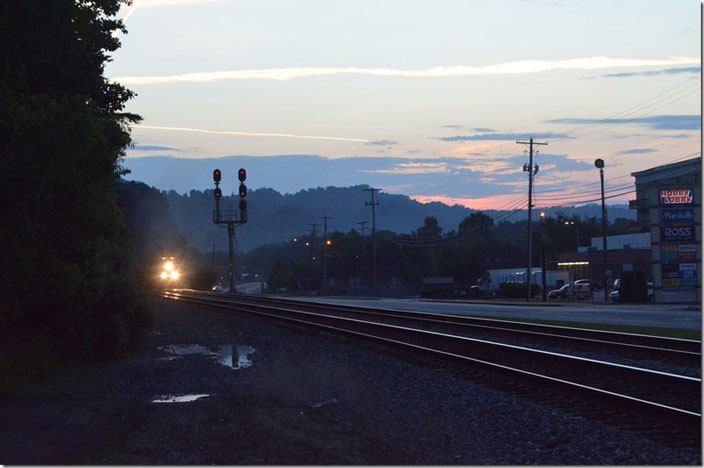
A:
307 223 318 293
595 158 609 302
363 188 381 287
319 215 332 294
517 138 547 301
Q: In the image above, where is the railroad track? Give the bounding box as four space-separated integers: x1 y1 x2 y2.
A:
158 289 701 431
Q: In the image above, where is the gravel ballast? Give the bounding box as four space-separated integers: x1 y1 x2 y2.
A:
1 298 700 464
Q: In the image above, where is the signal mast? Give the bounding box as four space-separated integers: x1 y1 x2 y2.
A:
213 168 248 293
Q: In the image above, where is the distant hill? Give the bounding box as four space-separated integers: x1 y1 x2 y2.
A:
156 183 635 253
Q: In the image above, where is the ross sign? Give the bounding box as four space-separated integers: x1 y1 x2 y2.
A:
661 208 695 224
661 226 695 242
660 189 693 205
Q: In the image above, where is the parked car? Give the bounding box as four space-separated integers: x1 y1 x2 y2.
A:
548 283 572 299
610 281 654 302
211 283 223 292
574 279 602 290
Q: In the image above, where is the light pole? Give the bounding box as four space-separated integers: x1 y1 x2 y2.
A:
540 212 547 302
595 158 609 302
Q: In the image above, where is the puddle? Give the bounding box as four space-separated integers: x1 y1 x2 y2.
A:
159 344 255 369
152 394 210 403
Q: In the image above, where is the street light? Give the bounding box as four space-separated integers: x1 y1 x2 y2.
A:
595 158 609 302
539 212 547 301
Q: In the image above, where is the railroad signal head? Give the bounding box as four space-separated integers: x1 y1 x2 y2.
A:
239 199 247 211
239 183 247 198
213 169 222 183
238 168 247 182
214 187 222 200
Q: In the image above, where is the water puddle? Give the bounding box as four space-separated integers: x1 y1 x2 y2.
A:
152 394 210 403
159 344 255 369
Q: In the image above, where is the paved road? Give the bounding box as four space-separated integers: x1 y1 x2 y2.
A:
287 296 702 331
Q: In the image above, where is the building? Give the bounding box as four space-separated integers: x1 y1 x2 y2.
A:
550 233 652 287
630 157 701 303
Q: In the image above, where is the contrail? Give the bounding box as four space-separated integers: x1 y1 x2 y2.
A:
111 56 700 84
134 124 370 143
122 0 142 23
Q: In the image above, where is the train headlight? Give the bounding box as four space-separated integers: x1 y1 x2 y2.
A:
164 261 174 271
160 272 168 279
170 271 179 280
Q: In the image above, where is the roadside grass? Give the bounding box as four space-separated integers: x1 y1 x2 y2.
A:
469 315 701 341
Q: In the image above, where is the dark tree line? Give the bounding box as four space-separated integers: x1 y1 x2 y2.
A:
248 212 641 292
0 0 151 360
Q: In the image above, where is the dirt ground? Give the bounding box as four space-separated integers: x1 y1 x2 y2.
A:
1 298 700 465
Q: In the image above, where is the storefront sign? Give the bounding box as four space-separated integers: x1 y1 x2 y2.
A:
662 263 680 278
679 244 697 262
661 208 695 224
661 226 695 242
660 189 693 205
661 262 699 288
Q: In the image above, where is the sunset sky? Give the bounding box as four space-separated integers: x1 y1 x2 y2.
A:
108 0 701 210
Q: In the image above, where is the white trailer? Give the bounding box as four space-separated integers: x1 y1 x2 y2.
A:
486 268 569 292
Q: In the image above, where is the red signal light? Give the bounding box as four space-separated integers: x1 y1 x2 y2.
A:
213 169 222 182
214 188 222 199
239 184 247 198
238 168 247 182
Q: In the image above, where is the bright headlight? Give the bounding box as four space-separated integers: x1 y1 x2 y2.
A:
170 271 179 279
160 272 168 279
164 261 174 271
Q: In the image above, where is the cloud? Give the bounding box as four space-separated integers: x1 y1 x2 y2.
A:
471 127 497 132
616 148 658 155
110 56 700 84
130 145 180 151
359 162 450 175
366 140 398 146
134 124 370 143
596 67 701 79
441 124 464 129
120 153 622 205
546 114 701 131
439 132 572 141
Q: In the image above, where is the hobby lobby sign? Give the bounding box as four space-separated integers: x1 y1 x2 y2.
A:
660 189 693 205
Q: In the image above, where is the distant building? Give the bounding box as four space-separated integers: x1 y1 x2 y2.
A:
550 233 652 286
631 157 701 303
578 232 651 252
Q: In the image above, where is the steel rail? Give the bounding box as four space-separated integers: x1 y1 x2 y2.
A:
179 289 701 358
159 290 701 430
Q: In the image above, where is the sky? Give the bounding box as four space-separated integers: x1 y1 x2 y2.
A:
107 0 702 210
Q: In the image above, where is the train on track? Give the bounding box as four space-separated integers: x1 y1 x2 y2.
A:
157 256 181 286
